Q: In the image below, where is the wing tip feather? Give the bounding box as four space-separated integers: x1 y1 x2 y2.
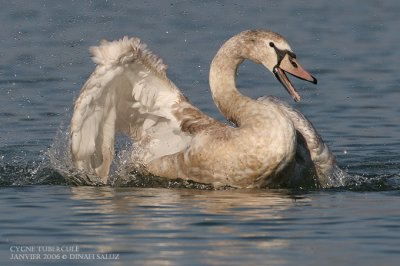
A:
89 36 168 75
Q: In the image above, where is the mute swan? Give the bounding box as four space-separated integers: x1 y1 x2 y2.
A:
70 29 347 188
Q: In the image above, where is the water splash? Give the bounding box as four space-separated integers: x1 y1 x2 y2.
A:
344 173 400 191
1 123 399 191
0 158 66 186
46 122 106 186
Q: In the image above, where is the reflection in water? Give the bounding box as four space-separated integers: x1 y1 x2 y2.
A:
1 186 399 266
68 187 309 265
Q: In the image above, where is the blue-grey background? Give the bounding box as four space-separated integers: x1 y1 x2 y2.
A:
0 1 399 265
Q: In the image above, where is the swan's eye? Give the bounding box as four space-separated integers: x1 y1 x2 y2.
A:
289 57 298 68
269 42 275 48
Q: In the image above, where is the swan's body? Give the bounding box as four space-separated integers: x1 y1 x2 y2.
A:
70 30 347 188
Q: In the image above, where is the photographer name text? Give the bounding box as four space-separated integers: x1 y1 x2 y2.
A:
9 245 119 261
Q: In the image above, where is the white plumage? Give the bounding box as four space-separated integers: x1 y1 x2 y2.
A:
71 36 192 182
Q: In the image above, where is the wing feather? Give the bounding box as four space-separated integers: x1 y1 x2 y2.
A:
70 37 192 183
258 96 347 187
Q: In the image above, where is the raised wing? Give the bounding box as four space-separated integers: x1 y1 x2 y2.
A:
70 37 194 183
258 96 347 187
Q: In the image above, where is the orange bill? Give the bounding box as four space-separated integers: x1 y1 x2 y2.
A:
273 54 317 102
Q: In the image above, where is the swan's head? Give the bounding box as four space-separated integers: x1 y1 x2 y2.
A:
239 30 317 102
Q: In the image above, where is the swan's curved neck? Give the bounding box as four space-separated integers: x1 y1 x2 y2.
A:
209 39 253 126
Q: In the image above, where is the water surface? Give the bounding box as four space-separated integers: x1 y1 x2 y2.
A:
0 1 399 265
